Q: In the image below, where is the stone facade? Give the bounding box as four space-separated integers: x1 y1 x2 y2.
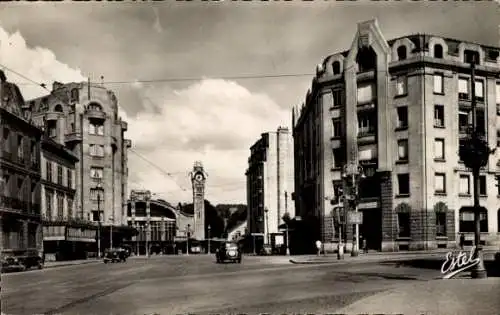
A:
292 19 500 252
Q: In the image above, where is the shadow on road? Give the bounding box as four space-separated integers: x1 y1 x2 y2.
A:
380 259 500 277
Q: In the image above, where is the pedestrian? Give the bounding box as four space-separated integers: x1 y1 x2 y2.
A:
362 237 367 254
460 233 465 250
315 240 322 256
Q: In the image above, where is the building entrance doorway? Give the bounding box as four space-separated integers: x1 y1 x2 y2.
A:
360 208 382 251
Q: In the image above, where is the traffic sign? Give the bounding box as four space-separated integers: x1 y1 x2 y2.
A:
348 211 363 224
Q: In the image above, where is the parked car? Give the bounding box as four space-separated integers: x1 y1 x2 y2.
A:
1 250 43 273
103 249 128 263
215 242 242 264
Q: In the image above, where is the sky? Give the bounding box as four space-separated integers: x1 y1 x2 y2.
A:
0 2 498 205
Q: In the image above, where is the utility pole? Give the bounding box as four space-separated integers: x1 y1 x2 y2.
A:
284 191 290 256
459 59 494 278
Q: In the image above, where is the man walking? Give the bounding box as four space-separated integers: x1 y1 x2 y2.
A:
315 240 322 256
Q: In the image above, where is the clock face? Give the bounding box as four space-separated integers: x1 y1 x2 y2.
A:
194 173 203 182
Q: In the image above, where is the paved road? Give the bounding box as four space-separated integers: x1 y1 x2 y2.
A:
2 255 441 315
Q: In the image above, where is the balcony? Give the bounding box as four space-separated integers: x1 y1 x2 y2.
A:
0 196 30 213
65 132 82 144
45 112 61 121
86 109 106 120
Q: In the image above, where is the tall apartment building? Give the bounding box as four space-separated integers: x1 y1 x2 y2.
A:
245 127 295 251
0 70 43 258
25 81 134 256
292 19 500 252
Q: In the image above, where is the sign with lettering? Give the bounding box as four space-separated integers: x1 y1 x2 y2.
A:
348 211 363 224
441 246 480 279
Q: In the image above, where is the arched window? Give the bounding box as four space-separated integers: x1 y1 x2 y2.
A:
397 46 407 60
434 44 443 59
332 61 341 75
54 104 63 112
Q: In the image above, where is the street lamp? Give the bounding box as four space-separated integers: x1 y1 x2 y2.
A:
459 60 495 279
342 163 365 257
207 225 211 254
109 215 114 251
264 208 270 245
96 181 102 258
186 224 190 255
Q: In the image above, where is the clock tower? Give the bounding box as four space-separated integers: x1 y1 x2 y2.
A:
190 161 207 240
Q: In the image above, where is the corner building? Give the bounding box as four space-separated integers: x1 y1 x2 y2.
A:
27 82 133 256
292 19 500 252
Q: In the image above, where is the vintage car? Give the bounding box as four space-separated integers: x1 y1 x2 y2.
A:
103 248 128 263
1 250 43 273
215 241 242 264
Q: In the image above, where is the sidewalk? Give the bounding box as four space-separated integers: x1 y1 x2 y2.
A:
44 258 100 269
289 246 498 264
334 277 500 315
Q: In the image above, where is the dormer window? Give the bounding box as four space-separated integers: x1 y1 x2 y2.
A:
356 47 376 73
434 44 443 59
397 46 407 61
332 61 341 75
87 103 102 111
464 50 480 65
70 88 79 103
54 104 63 112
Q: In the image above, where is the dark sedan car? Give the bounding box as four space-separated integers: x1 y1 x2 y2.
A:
215 242 242 264
103 249 128 263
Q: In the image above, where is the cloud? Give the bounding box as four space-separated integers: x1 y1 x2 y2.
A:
0 26 290 205
0 27 86 99
126 78 290 204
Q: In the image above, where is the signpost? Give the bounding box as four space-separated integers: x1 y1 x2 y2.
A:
348 211 363 225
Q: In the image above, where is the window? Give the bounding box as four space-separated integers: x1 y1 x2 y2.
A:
396 107 408 129
57 165 63 185
332 90 342 107
433 74 444 94
434 44 443 59
3 128 10 153
56 192 64 218
397 212 410 237
458 110 470 133
0 174 8 196
476 108 486 135
464 50 480 65
397 139 408 161
70 88 79 103
47 121 57 138
479 175 487 196
459 208 487 233
89 122 104 136
67 169 72 188
17 135 24 163
332 119 342 138
397 46 407 60
357 113 376 136
17 177 24 199
497 176 500 196
45 190 53 219
92 210 102 222
459 175 470 195
434 173 446 194
332 61 341 75
357 83 375 104
333 148 345 168
436 212 447 236
46 161 52 182
30 141 36 166
87 103 102 111
54 104 63 112
67 198 73 218
90 188 104 201
475 80 484 102
396 76 407 96
496 82 500 105
434 105 444 127
89 144 105 157
458 78 469 100
397 173 410 195
434 138 445 160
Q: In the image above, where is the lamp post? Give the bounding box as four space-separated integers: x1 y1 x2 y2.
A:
264 208 269 245
342 163 365 257
186 224 190 255
96 181 102 258
145 222 150 258
284 191 290 256
459 60 495 279
207 225 211 254
109 215 114 251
